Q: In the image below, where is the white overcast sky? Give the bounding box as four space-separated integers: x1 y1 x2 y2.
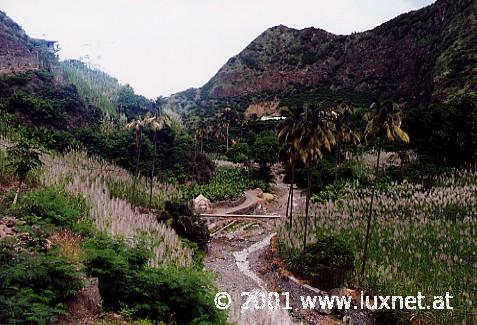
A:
0 0 434 99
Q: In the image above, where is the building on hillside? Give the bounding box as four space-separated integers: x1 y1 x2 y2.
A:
31 38 59 54
260 115 287 121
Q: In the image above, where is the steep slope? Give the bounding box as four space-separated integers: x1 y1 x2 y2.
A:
60 60 154 118
0 10 102 128
168 0 476 115
0 10 38 74
0 11 56 74
0 11 154 127
60 60 122 117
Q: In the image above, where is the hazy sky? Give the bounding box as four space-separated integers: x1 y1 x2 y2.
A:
0 0 435 98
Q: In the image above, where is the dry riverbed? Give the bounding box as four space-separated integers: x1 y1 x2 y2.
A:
205 173 376 324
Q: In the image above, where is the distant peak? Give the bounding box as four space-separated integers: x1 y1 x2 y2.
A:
264 24 295 33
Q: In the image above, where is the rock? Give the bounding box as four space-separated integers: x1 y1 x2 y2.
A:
57 277 102 324
0 224 15 239
42 239 53 251
329 288 361 303
256 188 264 198
262 193 274 201
18 232 34 244
0 216 18 227
193 194 211 213
315 305 332 315
112 313 122 320
0 217 18 240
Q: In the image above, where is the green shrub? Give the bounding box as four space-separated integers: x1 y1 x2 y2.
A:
158 202 210 250
131 267 227 324
248 178 271 193
226 142 251 164
0 287 66 325
375 310 410 325
253 131 280 167
10 188 91 234
82 235 151 310
0 238 84 324
279 235 355 290
7 91 66 126
312 181 348 203
83 234 227 324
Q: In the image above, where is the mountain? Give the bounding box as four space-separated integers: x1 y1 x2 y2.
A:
0 11 46 74
0 10 99 129
0 11 154 128
166 0 476 116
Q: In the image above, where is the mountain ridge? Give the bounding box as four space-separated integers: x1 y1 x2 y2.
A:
166 0 476 115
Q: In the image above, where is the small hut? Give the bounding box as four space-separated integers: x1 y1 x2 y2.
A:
194 194 211 213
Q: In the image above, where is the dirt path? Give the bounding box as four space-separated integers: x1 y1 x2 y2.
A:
213 190 259 215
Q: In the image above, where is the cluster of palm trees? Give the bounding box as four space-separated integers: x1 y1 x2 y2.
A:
193 108 247 154
277 100 409 282
195 121 211 154
126 106 243 201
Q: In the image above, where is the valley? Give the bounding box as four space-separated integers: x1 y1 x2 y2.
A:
0 0 476 324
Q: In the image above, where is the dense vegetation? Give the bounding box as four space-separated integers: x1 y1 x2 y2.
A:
183 167 269 202
0 109 212 187
0 187 89 324
83 235 226 323
0 137 226 324
278 171 477 323
61 59 155 118
278 236 355 290
405 94 477 166
0 71 101 129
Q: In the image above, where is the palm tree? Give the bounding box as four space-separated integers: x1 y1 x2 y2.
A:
195 121 210 153
125 118 145 206
331 103 361 180
212 121 227 155
143 113 170 208
162 109 184 134
360 100 410 283
277 105 304 231
217 107 236 152
296 105 336 250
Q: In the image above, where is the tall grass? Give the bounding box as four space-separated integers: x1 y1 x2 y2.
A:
277 171 477 323
40 150 192 268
